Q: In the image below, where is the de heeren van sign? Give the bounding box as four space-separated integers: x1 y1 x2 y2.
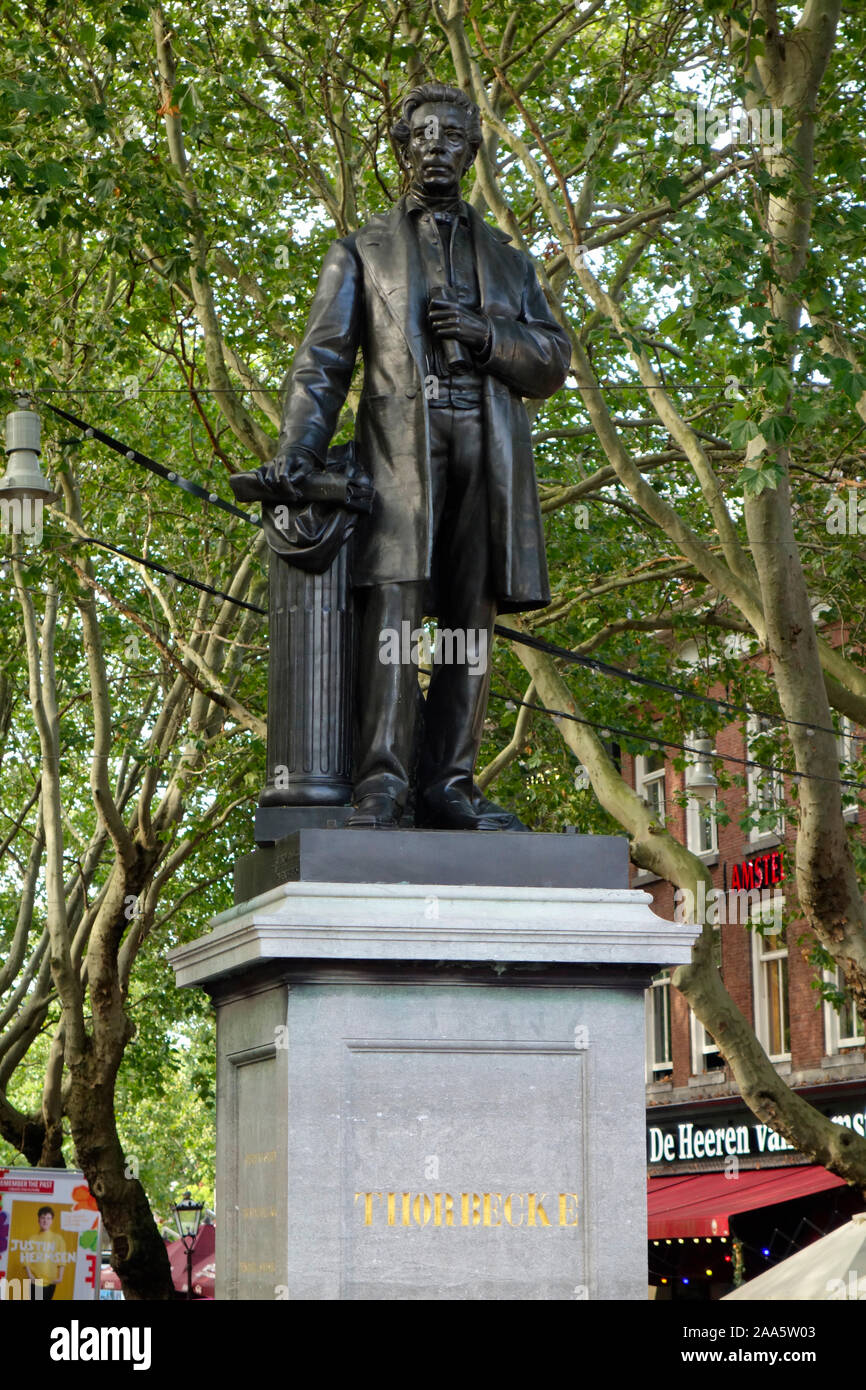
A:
649 1099 866 1165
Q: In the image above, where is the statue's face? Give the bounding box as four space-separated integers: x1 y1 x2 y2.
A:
404 101 474 194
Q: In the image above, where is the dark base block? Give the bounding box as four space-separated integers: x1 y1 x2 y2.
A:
235 827 628 904
253 805 355 847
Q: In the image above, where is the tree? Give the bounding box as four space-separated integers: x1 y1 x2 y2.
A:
1 0 866 1299
1 999 216 1229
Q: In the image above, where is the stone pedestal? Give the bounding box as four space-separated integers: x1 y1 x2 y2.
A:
169 833 697 1301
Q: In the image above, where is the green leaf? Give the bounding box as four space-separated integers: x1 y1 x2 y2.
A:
807 287 833 315
726 415 761 448
759 412 793 443
739 462 784 494
91 176 118 203
658 175 684 210
82 103 109 133
34 160 71 188
178 82 204 118
714 275 746 298
755 364 791 400
837 366 866 402
742 304 771 329
792 395 825 425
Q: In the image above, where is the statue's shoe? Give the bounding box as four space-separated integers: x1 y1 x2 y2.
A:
471 789 530 831
419 786 529 832
347 793 400 829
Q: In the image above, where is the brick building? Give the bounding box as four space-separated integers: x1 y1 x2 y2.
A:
624 696 866 1298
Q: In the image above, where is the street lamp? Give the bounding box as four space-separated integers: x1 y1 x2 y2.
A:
685 733 719 802
1 397 58 502
172 1191 204 1300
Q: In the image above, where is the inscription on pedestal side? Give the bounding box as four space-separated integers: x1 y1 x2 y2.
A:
341 1038 587 1300
231 1049 281 1297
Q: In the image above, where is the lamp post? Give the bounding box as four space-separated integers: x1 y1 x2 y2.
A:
172 1191 204 1300
1 397 58 501
1 398 57 552
685 733 719 802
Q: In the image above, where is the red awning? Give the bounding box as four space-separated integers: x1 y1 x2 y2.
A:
167 1222 216 1299
648 1165 846 1239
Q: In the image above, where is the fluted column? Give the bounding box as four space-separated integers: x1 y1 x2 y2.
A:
259 546 354 809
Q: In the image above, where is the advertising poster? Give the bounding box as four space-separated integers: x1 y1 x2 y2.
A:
0 1168 101 1301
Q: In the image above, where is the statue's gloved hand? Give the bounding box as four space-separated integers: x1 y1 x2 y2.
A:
344 474 375 515
428 298 491 355
255 446 319 500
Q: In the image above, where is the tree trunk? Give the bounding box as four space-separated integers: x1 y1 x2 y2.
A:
68 1064 175 1300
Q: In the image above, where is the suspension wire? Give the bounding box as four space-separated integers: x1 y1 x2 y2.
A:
36 397 261 529
487 689 865 791
15 396 865 768
73 533 267 616
495 625 866 745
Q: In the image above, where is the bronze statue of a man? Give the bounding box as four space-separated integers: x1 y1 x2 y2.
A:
267 81 570 829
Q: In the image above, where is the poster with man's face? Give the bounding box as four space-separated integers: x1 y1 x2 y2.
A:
0 1169 101 1300
5 1201 78 1299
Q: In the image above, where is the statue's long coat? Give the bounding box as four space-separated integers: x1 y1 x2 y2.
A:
276 197 571 613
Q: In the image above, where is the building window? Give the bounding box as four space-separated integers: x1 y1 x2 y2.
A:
686 793 718 857
753 926 791 1061
837 716 855 768
837 717 860 822
824 966 865 1053
690 927 724 1073
746 715 784 842
646 970 673 1080
691 1015 725 1073
636 750 666 822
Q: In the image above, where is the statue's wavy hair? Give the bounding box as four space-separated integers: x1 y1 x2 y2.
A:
391 81 482 169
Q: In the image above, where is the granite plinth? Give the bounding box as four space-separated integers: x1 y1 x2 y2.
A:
169 836 698 1300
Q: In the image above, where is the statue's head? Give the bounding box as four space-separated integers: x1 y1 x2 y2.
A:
392 81 482 194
